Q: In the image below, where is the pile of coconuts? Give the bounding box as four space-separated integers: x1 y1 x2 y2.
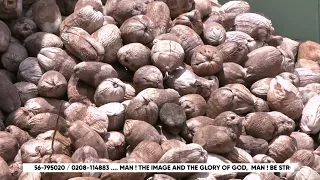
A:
1 0 320 179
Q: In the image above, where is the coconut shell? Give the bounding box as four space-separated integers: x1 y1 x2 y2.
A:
221 1 250 14
294 166 320 180
130 140 164 163
41 154 81 180
24 32 63 57
173 10 203 35
207 84 257 119
5 125 32 146
151 40 185 72
158 143 207 163
123 82 135 100
267 111 295 136
193 125 237 154
250 78 272 100
117 43 151 72
217 62 247 86
290 132 314 151
169 25 204 64
37 47 78 80
295 68 320 87
71 146 99 163
267 75 304 120
295 58 320 71
32 0 62 34
91 24 123 64
0 131 19 162
98 103 126 131
244 46 285 84
244 172 280 180
0 156 12 180
162 0 194 19
9 17 37 41
102 15 118 25
104 0 152 25
22 112 67 137
60 5 103 34
18 172 41 180
298 41 320 63
194 0 212 18
178 94 207 119
0 20 11 53
267 135 297 163
298 83 320 105
24 97 69 116
0 0 23 19
300 95 320 134
159 103 187 135
278 37 299 60
61 27 105 62
244 112 277 141
74 62 118 88
190 45 223 76
205 12 237 31
133 65 163 92
225 31 265 52
252 154 276 163
67 74 95 105
94 78 126 106
286 149 315 167
236 135 268 156
1 42 28 73
150 174 176 180
69 178 100 180
313 155 320 174
136 88 180 108
234 13 273 41
17 57 45 85
68 120 108 158
0 73 21 113
65 102 109 135
74 0 103 13
103 131 126 160
161 139 185 153
37 70 67 98
8 160 22 179
123 119 161 148
212 111 243 137
145 1 171 37
5 107 35 129
120 15 156 45
223 147 254 163
206 87 235 118
185 116 215 138
153 33 181 44
202 21 226 46
0 69 16 83
20 138 68 163
165 68 213 98
125 96 158 125
217 41 249 64
36 130 72 156
186 173 217 180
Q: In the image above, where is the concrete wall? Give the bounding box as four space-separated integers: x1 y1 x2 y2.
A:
219 0 320 42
